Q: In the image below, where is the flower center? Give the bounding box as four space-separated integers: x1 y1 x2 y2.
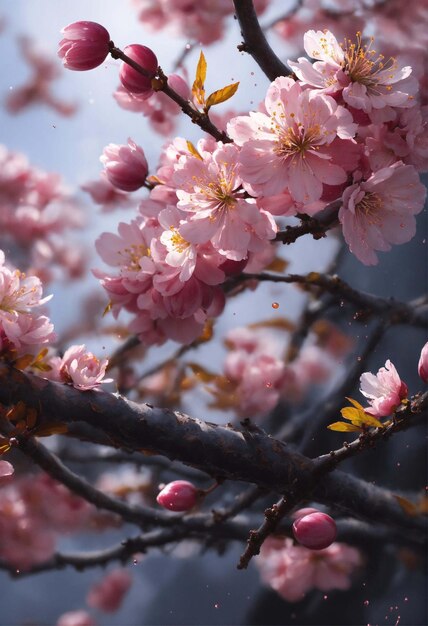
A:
356 191 383 224
276 123 322 158
341 32 397 89
169 228 190 253
120 243 150 271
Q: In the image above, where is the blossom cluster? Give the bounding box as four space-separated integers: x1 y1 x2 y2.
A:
0 249 55 357
207 325 343 417
0 145 84 281
0 473 93 569
76 26 426 347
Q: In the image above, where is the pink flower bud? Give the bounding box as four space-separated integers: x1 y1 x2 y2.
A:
119 44 158 96
156 480 199 512
292 511 337 550
418 341 428 383
58 21 110 71
100 139 148 192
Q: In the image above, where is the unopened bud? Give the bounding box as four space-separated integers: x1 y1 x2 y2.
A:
156 480 199 512
292 511 337 550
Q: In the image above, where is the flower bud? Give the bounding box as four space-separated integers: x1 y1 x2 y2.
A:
58 21 110 71
292 511 337 550
119 44 158 96
418 341 428 383
100 139 148 192
0 460 14 479
167 74 190 99
156 480 199 512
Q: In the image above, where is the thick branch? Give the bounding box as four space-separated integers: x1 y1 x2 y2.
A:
232 0 290 81
0 364 425 538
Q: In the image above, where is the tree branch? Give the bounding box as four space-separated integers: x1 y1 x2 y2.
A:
232 0 290 81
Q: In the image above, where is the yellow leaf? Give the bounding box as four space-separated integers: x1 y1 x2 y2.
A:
26 408 38 430
394 495 418 517
341 403 384 428
13 354 35 370
186 140 203 160
248 317 295 332
345 397 366 411
192 51 207 105
327 421 362 432
265 256 289 274
6 401 27 423
186 362 218 383
103 301 112 317
205 82 239 110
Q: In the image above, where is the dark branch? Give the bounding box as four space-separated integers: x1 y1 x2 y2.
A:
232 0 290 81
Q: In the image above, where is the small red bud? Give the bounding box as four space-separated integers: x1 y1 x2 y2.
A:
156 480 199 512
292 511 337 550
418 341 428 383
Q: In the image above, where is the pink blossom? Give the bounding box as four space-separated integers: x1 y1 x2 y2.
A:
0 460 14 479
58 21 110 71
228 77 356 204
339 162 426 265
119 44 158 96
359 359 408 417
0 251 55 353
293 511 337 550
87 569 132 613
56 611 97 626
289 30 418 113
418 341 428 383
100 139 148 192
257 538 362 602
174 142 277 260
58 344 111 390
157 480 199 512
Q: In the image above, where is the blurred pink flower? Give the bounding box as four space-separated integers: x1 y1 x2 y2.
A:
56 611 97 626
87 569 132 613
360 359 408 417
257 537 362 602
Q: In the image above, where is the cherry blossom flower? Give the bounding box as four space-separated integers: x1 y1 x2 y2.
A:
87 569 132 613
359 359 408 417
289 30 418 113
257 538 362 602
418 341 428 383
174 142 277 260
157 480 199 512
339 162 426 265
59 344 112 391
0 250 55 353
228 77 356 204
